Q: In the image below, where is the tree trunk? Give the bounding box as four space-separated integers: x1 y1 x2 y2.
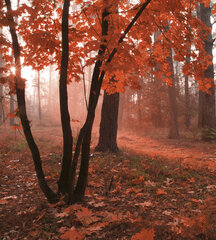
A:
5 0 58 203
10 94 15 126
0 84 4 123
167 48 179 139
70 0 152 203
37 70 42 121
185 73 190 128
95 91 119 153
198 3 215 139
57 0 73 194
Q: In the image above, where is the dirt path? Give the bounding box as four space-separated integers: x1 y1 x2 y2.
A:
117 131 216 172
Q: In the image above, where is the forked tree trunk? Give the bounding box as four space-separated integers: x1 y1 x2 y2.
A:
70 0 152 203
5 0 58 203
57 0 73 194
95 91 119 153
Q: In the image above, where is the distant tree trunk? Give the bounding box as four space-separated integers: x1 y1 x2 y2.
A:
184 51 191 128
5 0 58 203
0 84 4 123
57 0 73 194
95 91 119 153
198 4 216 139
10 95 15 126
0 50 5 123
118 93 124 130
185 74 190 128
48 63 53 117
167 47 179 139
137 90 142 128
37 70 42 121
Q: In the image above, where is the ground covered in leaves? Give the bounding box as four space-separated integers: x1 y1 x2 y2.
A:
0 126 216 240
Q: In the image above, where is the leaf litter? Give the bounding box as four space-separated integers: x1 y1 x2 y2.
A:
0 127 216 239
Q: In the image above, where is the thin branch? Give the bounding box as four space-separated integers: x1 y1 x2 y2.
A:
79 59 88 110
153 20 187 61
82 8 102 41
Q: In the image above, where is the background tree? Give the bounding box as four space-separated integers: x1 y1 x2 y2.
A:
198 3 216 140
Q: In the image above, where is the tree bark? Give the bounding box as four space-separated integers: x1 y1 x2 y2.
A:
198 3 215 139
167 48 179 139
95 91 119 153
5 0 58 203
58 0 73 194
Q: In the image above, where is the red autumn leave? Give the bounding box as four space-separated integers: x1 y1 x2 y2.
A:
131 228 155 240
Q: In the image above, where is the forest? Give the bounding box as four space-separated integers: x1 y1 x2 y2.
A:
0 0 216 239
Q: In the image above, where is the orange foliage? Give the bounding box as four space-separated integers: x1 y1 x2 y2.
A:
0 0 215 93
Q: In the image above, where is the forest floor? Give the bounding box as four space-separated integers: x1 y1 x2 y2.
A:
0 125 216 240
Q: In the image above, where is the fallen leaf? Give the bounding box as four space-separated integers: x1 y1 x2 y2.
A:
0 199 8 204
156 188 167 195
61 226 84 240
75 207 98 225
131 228 155 240
85 222 109 234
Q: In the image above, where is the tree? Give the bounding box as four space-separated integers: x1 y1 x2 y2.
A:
95 90 119 153
2 0 152 203
167 47 179 139
4 0 59 203
198 3 216 140
2 0 216 205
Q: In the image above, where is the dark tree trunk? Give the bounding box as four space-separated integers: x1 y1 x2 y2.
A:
198 4 215 139
70 0 152 203
5 0 58 203
95 91 119 153
167 48 179 139
58 0 73 194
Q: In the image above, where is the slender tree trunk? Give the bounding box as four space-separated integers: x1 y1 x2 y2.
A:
0 84 4 123
57 0 73 194
48 63 53 117
95 91 119 153
198 3 215 139
10 95 15 126
167 48 179 139
185 73 190 128
118 93 125 130
5 0 58 203
37 70 42 121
